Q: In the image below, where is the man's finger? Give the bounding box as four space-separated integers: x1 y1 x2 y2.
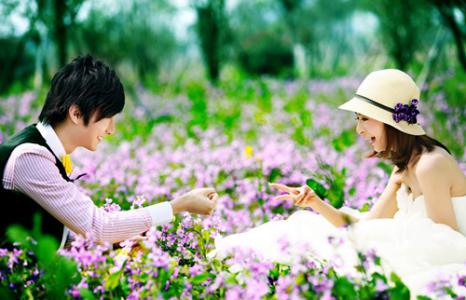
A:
198 187 215 195
207 192 218 200
129 235 147 241
211 194 218 207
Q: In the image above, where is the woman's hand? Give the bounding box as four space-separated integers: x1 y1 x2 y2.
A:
269 183 321 208
270 182 353 227
389 166 404 188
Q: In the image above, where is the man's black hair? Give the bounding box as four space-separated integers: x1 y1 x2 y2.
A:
39 55 125 126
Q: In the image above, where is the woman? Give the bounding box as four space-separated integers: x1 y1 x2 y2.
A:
214 69 466 295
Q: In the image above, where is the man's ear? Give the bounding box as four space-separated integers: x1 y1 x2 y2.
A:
69 105 82 125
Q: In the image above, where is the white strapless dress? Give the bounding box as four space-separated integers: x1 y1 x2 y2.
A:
214 185 466 296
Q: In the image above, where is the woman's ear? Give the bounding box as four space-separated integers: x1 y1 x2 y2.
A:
69 105 82 125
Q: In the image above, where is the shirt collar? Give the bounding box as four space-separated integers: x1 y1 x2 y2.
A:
36 122 67 158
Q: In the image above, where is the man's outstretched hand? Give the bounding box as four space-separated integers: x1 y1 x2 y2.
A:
170 188 218 215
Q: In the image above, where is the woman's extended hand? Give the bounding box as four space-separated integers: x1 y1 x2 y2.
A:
269 183 320 208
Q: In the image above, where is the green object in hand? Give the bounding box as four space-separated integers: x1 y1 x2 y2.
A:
306 178 328 199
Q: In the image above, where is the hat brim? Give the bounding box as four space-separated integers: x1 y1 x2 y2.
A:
339 97 426 136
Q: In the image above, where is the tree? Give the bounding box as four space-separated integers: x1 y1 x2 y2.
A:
193 0 229 83
429 0 466 71
361 0 435 70
39 0 84 67
0 0 84 93
229 0 294 77
73 0 178 84
277 0 305 77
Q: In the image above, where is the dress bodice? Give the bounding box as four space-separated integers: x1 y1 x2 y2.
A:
395 184 466 236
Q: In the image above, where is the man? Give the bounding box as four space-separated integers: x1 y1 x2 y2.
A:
0 55 218 248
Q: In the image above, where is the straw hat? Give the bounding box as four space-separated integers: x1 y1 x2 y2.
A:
339 69 426 135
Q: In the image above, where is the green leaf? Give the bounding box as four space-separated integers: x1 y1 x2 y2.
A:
191 273 214 285
331 130 356 152
105 268 124 291
416 296 432 300
332 277 356 299
79 288 97 300
48 257 81 297
6 225 30 246
0 287 15 300
268 168 282 183
389 273 410 300
32 213 43 238
35 236 59 268
295 273 306 285
360 203 370 212
377 161 392 175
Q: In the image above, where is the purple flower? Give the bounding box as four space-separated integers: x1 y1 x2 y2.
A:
375 279 388 291
189 264 203 276
8 249 22 269
0 248 8 257
392 99 420 124
103 198 122 213
458 275 465 287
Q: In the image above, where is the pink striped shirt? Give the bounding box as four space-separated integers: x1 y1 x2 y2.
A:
2 124 173 244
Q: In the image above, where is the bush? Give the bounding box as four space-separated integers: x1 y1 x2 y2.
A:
237 30 294 77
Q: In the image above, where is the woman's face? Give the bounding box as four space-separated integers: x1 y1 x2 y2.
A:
355 113 387 152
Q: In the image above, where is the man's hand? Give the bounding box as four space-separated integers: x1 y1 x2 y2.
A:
170 188 218 215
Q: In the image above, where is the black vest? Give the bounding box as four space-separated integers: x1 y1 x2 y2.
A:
0 124 69 244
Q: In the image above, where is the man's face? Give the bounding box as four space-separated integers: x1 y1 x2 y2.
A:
77 114 115 151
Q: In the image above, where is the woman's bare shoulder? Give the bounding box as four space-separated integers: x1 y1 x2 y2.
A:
413 146 466 196
413 146 454 176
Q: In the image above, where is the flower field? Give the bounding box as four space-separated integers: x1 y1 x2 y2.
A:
1 73 465 299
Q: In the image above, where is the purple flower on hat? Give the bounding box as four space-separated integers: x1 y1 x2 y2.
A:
392 99 420 124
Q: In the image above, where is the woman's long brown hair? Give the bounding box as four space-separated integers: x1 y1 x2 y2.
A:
368 124 450 173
